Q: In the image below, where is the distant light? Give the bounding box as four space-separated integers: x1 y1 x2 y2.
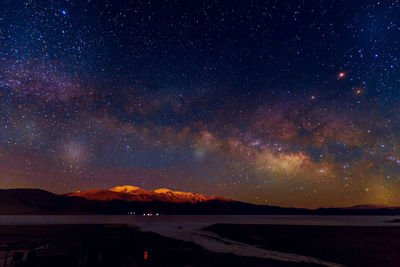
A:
61 9 67 15
338 72 346 79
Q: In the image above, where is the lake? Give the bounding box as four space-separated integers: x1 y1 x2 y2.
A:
1 215 399 266
0 214 399 226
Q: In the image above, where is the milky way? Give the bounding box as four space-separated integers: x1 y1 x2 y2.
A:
0 0 399 208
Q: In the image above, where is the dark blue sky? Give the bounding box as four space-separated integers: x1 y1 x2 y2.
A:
0 0 399 208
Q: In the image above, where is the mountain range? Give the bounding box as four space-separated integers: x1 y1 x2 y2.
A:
66 185 230 203
1 186 400 215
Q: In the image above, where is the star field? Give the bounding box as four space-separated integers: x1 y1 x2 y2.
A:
0 0 400 208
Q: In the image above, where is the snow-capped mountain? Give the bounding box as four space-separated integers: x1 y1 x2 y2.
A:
66 185 230 204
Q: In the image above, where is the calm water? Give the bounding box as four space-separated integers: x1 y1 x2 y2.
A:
0 215 399 226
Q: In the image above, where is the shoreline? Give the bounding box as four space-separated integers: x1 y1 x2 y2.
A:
204 224 400 267
1 216 399 266
0 224 307 267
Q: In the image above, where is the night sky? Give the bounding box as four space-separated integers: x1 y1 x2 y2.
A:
0 0 399 208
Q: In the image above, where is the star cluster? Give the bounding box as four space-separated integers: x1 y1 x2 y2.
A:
0 0 399 208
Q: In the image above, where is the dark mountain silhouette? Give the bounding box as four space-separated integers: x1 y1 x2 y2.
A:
344 204 393 209
0 187 400 215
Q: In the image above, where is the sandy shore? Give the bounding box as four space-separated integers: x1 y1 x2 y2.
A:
136 219 343 266
2 219 399 266
204 224 400 267
0 224 311 267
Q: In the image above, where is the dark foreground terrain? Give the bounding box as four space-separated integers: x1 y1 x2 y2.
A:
0 224 313 267
204 224 400 267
